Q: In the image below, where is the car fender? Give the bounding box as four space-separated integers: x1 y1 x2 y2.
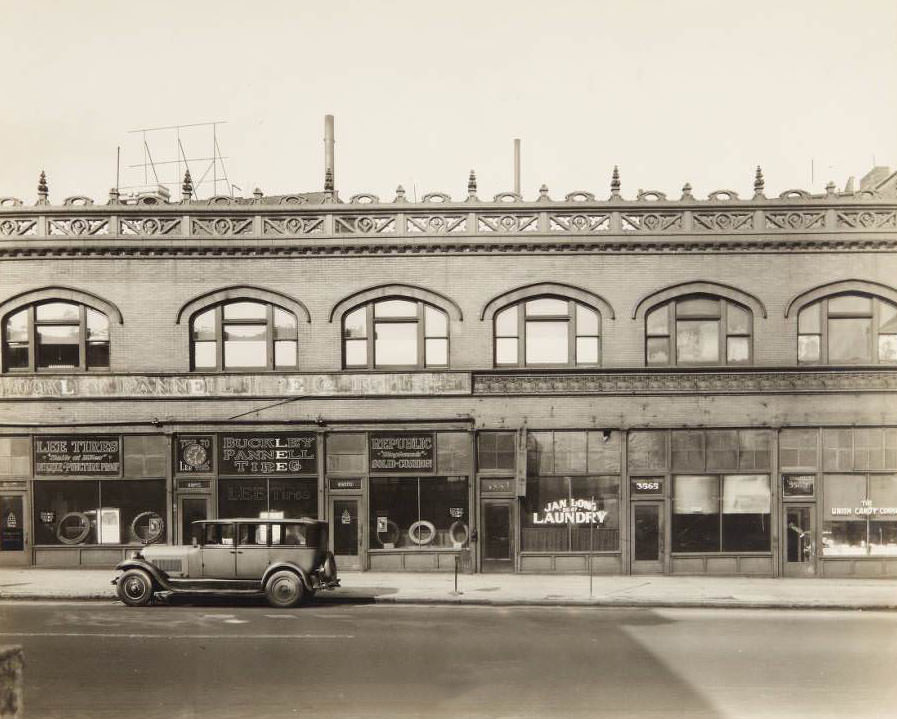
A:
262 562 312 591
113 559 172 591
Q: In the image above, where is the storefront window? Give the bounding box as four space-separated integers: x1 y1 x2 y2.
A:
369 476 468 549
521 475 620 552
672 474 770 552
822 474 897 556
217 477 317 519
33 479 164 545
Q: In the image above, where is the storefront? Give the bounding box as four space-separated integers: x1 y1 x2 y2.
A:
780 427 897 578
325 429 474 572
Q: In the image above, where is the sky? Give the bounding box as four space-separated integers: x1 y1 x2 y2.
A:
1 0 896 203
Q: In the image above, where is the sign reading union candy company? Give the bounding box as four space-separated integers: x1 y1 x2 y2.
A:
369 432 435 473
218 433 317 476
533 498 607 525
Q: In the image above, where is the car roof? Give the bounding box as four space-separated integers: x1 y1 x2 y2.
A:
191 517 325 526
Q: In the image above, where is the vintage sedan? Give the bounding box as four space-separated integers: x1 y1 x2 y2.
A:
113 518 339 608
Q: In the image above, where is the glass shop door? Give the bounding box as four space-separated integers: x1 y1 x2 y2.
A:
481 500 514 573
177 495 211 545
0 494 29 566
330 497 361 570
630 501 664 574
783 504 816 577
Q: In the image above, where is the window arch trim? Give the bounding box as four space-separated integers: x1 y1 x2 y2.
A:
632 281 766 320
785 280 897 318
329 284 462 323
480 282 615 321
0 286 123 325
176 285 310 325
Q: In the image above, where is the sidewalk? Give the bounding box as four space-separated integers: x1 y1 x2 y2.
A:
2 568 897 609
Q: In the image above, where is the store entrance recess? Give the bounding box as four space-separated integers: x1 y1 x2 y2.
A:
481 500 514 572
783 505 816 577
330 498 361 571
0 493 28 566
630 501 664 574
178 495 211 545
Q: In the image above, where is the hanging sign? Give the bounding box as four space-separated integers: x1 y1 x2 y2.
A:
369 432 435 473
34 435 121 476
341 509 352 525
218 432 317 476
532 498 608 525
176 435 214 474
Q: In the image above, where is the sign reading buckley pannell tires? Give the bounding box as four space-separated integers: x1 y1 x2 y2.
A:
369 432 435 473
218 432 317 476
34 435 121 476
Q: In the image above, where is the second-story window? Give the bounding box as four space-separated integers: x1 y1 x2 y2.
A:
798 293 897 365
342 298 448 369
191 301 297 371
646 296 752 366
494 297 600 368
2 301 109 372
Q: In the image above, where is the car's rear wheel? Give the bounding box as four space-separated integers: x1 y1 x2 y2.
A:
117 569 154 607
265 570 305 608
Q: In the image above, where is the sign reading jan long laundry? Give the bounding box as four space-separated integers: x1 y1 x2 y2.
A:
34 435 121 476
369 432 435 473
0 372 470 399
218 433 317 476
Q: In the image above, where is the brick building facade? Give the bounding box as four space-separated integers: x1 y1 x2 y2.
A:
1 162 896 578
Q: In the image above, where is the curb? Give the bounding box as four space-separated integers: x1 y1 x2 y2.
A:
2 592 896 610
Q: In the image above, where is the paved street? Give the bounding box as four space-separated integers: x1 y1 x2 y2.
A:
1 601 895 719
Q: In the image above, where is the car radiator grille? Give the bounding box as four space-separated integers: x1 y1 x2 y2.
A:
153 558 184 574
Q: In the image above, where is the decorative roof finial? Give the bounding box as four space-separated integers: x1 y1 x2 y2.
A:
107 187 120 205
467 169 478 200
181 169 193 202
324 167 334 193
825 180 836 197
753 165 765 198
681 182 694 200
394 185 406 203
538 183 551 202
610 165 621 199
37 170 49 205
253 187 263 200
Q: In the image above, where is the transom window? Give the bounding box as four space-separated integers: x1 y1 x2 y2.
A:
646 296 751 366
494 297 600 367
798 293 897 365
2 301 109 372
342 298 448 369
191 301 297 371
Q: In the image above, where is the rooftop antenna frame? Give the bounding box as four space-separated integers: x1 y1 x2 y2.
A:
121 121 231 200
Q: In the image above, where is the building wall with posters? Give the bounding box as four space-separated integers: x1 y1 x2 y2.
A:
1 165 897 577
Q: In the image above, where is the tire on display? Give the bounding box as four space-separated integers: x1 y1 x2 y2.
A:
265 570 306 609
117 568 154 607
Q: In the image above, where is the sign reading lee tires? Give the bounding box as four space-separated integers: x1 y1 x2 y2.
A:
34 435 121 476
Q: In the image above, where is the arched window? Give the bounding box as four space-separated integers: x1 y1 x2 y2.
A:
494 297 600 367
645 295 752 366
2 301 109 372
191 300 297 371
797 293 897 365
342 298 448 369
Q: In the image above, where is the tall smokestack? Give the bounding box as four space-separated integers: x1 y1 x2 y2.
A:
514 138 521 195
324 114 335 192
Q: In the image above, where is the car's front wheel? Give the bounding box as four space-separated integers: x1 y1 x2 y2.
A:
265 570 305 608
117 569 154 607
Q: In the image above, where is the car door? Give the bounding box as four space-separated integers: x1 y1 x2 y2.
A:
200 522 237 579
235 523 271 579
